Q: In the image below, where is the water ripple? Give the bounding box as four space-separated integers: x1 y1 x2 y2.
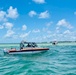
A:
0 44 76 75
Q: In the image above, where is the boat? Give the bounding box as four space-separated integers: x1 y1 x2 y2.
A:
3 41 49 54
52 41 58 45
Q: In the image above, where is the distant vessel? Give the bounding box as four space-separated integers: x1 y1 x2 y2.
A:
3 41 49 54
52 41 58 45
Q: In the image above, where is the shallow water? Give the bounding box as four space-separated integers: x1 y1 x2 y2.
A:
0 43 76 75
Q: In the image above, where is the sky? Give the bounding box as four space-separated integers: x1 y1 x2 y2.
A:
0 0 76 43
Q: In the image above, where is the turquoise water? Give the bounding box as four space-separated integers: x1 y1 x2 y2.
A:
0 43 76 75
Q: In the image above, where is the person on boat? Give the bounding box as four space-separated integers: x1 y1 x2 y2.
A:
32 42 38 47
20 42 24 50
26 43 31 47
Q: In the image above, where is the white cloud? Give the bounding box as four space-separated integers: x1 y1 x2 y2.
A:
56 27 59 30
62 30 76 40
71 36 76 40
43 27 48 32
20 31 31 38
41 21 52 34
74 12 76 15
28 11 37 17
39 11 50 19
0 11 7 21
28 10 50 19
42 22 51 32
3 22 13 29
7 6 19 19
32 0 45 4
46 21 53 27
47 30 51 34
32 29 40 33
57 19 73 29
0 6 19 23
42 25 51 34
0 25 4 29
22 24 27 30
56 27 60 33
4 30 15 38
63 30 71 34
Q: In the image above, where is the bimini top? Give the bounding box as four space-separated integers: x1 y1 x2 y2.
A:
20 41 38 49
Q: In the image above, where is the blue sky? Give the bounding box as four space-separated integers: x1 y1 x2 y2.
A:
0 0 76 43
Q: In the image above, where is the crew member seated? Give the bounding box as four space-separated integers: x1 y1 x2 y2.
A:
20 42 24 50
32 42 38 47
26 43 31 47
